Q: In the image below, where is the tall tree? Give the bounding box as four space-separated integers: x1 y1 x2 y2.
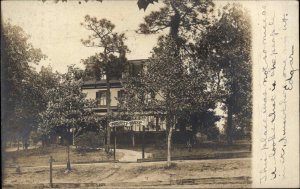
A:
179 111 221 141
129 0 218 166
194 4 252 144
122 36 218 166
1 21 47 148
138 0 215 43
33 65 61 146
81 15 129 150
39 65 101 170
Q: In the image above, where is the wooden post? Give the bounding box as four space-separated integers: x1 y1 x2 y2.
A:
132 126 135 147
49 156 53 188
155 116 159 131
142 125 145 159
72 129 75 146
17 138 20 151
114 126 116 161
66 145 71 170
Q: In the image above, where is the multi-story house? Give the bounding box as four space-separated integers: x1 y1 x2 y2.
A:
81 59 167 132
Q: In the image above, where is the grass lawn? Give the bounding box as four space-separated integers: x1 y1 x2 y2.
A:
2 141 252 188
4 145 124 167
119 140 251 159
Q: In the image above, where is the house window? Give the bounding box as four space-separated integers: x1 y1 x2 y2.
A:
145 92 155 103
96 91 106 106
117 90 125 99
129 64 143 77
117 90 125 105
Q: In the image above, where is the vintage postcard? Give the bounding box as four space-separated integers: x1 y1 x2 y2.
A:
1 0 299 188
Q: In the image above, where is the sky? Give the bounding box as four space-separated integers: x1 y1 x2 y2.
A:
3 0 294 75
2 0 261 74
2 0 163 73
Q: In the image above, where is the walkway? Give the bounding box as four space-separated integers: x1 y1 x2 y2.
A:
117 149 152 162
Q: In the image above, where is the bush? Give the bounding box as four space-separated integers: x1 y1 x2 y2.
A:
206 126 220 141
75 131 105 149
30 131 42 145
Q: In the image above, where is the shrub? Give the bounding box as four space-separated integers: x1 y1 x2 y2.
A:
30 131 42 145
75 131 105 149
206 126 220 141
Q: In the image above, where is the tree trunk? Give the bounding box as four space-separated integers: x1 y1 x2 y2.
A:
166 113 174 167
2 139 7 178
22 138 28 150
170 1 180 41
226 103 233 145
131 127 135 147
167 126 173 167
106 77 111 151
17 138 20 151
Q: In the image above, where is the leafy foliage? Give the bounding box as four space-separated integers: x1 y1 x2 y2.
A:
138 0 215 41
137 0 158 11
75 131 105 149
193 4 252 143
124 3 251 147
121 36 220 166
180 111 221 140
81 15 129 81
122 37 219 132
1 21 48 144
38 66 102 144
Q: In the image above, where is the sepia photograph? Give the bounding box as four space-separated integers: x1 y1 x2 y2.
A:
1 0 298 188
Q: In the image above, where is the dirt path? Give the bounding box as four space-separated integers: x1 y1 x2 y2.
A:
117 149 152 162
3 158 251 188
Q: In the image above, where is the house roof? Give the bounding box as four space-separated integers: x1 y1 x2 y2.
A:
81 79 123 89
83 79 121 85
127 59 148 65
81 59 148 89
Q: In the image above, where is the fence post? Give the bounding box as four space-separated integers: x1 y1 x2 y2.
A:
49 156 53 188
66 145 71 170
